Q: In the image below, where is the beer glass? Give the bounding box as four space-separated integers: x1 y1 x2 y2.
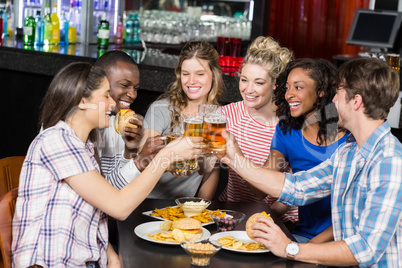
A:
183 114 203 171
163 131 189 177
387 53 400 71
202 106 227 157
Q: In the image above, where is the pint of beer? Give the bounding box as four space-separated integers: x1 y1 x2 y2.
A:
184 114 203 171
202 112 227 157
164 133 189 177
387 53 400 71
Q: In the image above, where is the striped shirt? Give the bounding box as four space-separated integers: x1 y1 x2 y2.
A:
219 101 298 222
96 115 141 190
12 121 108 267
279 121 402 267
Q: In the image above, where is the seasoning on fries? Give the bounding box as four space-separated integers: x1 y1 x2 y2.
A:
150 206 225 223
217 236 268 251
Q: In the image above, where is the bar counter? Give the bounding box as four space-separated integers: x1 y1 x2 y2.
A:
0 38 241 158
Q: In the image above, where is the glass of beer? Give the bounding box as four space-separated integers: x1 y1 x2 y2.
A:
183 114 204 171
202 107 227 157
163 131 189 177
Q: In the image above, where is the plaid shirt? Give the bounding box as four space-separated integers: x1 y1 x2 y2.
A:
279 121 402 267
12 121 108 267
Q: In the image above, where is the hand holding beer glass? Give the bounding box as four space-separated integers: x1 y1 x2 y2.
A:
183 114 204 171
201 105 227 157
163 131 189 177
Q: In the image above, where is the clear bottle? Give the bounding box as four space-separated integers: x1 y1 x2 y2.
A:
23 8 36 46
43 4 52 45
4 0 14 36
133 13 141 43
50 4 60 45
34 10 44 46
68 3 77 44
125 13 134 44
59 11 69 45
115 15 124 46
75 0 82 35
97 12 109 49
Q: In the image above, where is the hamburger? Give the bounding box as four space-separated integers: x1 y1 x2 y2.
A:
172 218 203 241
114 109 138 135
246 211 273 240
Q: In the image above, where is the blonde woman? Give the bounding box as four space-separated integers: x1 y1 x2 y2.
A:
139 41 224 199
218 36 298 224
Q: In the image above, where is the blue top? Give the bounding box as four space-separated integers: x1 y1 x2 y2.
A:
271 124 348 239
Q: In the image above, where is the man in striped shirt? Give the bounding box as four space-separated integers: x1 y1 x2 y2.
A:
220 58 402 267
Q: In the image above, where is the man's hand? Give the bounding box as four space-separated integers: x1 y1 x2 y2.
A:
122 114 144 151
134 136 165 172
251 216 291 258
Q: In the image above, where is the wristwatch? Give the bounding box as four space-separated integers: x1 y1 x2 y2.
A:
285 241 300 260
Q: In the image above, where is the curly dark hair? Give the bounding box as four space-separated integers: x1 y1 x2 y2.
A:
274 58 339 146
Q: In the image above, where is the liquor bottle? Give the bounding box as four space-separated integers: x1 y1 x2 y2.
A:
115 15 124 46
50 4 60 45
1 8 7 38
34 10 44 46
59 11 69 45
125 13 134 44
4 0 14 36
0 9 4 42
68 3 77 44
133 13 141 43
97 12 110 49
75 0 82 35
23 9 36 46
43 4 51 45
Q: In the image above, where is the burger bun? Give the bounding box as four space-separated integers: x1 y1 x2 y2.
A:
115 110 138 135
246 212 273 240
172 218 203 241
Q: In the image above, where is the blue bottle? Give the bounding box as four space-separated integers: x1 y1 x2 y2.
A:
2 8 7 37
59 11 69 45
125 13 134 44
133 13 141 43
34 10 44 46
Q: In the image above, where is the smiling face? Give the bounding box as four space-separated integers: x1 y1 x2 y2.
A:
239 63 275 112
85 78 116 129
107 61 140 114
285 68 320 119
180 57 213 103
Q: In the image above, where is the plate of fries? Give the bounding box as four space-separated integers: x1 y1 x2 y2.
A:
134 221 211 245
209 231 270 253
142 206 225 226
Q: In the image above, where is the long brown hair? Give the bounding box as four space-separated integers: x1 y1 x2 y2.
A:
158 41 225 131
40 62 106 130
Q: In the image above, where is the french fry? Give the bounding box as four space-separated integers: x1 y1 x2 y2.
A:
217 236 268 251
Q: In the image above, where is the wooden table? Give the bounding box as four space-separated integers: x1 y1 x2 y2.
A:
117 199 317 268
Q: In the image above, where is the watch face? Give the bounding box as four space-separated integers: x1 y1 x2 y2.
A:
286 243 299 255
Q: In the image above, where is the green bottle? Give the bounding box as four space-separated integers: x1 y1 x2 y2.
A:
97 12 109 49
43 4 51 45
23 9 36 46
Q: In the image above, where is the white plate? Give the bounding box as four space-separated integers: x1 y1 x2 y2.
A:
209 231 270 253
134 221 211 245
142 208 214 226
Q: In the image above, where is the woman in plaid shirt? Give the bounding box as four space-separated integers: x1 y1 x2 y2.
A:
12 62 202 268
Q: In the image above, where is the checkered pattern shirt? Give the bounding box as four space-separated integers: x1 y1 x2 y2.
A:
279 121 402 267
12 121 108 267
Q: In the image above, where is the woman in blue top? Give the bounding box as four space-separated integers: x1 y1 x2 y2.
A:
263 58 349 243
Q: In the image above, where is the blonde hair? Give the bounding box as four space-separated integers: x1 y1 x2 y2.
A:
158 41 224 132
242 36 293 81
